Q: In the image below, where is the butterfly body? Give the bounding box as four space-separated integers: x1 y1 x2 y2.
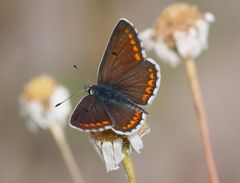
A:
70 19 161 135
85 84 147 114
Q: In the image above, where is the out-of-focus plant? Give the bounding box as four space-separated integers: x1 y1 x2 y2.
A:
141 3 219 183
19 74 86 183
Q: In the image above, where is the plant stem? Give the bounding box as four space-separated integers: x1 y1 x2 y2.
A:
122 145 138 183
183 58 219 183
49 123 86 183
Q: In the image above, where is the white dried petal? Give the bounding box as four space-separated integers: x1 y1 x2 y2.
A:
90 132 147 172
128 133 143 153
138 122 151 138
173 16 213 60
90 138 126 172
196 19 210 49
49 86 71 126
113 138 125 165
102 142 119 172
22 100 50 129
154 40 181 67
174 29 200 59
188 27 203 57
204 12 215 23
174 30 190 58
141 28 156 50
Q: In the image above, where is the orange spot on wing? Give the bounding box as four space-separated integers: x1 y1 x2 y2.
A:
149 73 155 79
145 87 152 94
102 121 109 125
142 94 149 102
84 124 90 127
96 122 102 126
130 39 136 45
124 29 128 33
148 80 155 87
148 68 153 72
134 53 141 61
130 120 136 125
128 33 133 39
133 116 139 121
127 124 132 128
133 46 138 51
123 126 127 130
135 111 141 116
89 123 95 127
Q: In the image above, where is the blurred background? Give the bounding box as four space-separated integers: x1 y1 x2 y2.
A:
1 0 239 182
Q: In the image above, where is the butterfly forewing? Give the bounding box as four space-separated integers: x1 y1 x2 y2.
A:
97 18 160 105
97 19 145 85
70 95 112 132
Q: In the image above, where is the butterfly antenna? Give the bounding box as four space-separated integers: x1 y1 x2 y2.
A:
55 89 85 107
73 64 93 84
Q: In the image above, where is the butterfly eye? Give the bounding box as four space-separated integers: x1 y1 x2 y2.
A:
89 88 94 95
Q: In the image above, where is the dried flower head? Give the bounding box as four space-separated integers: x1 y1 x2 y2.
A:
19 74 71 132
89 122 150 172
141 3 215 67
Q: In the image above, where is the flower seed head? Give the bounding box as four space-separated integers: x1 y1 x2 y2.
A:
90 122 150 172
22 74 56 110
19 74 71 132
141 3 215 67
153 3 203 46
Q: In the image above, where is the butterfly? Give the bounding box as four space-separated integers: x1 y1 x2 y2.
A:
70 18 160 135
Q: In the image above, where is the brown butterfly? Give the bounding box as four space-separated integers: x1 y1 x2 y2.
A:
70 18 160 135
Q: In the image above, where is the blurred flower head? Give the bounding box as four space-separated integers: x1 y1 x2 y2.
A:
19 74 71 132
141 3 215 67
89 122 150 172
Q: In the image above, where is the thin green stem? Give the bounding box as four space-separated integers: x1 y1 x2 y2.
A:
122 144 138 183
183 58 220 183
49 123 86 183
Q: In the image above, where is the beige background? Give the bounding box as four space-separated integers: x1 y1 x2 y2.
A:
0 0 239 182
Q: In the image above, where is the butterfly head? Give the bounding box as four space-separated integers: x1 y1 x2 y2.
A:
84 84 94 95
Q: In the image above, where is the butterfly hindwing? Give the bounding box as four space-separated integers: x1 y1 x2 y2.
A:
97 19 145 85
104 102 146 135
70 95 112 132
